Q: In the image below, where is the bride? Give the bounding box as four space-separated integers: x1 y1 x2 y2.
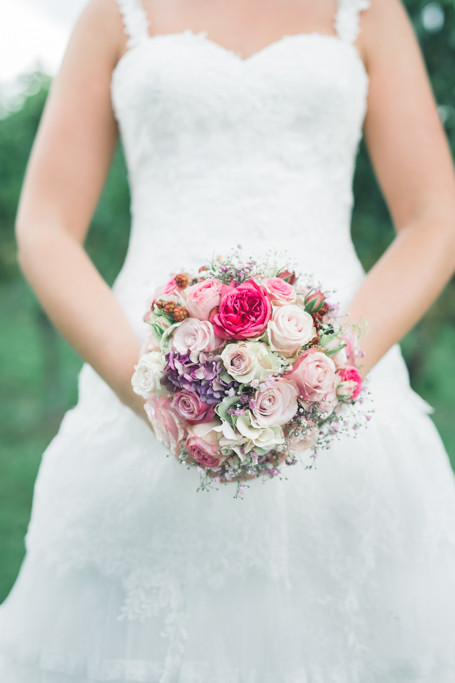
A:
2 0 455 680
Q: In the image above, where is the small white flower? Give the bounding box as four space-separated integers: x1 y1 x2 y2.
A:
131 351 165 399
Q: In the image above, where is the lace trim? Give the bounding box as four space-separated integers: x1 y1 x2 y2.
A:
116 0 150 49
335 0 371 44
2 647 455 683
118 571 187 683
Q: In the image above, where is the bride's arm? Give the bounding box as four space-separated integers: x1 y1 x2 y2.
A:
348 0 455 375
15 0 146 418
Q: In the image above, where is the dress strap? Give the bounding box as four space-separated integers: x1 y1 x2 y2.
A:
115 0 150 49
335 0 370 44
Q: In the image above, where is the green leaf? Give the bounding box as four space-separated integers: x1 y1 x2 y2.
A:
318 332 339 347
160 322 182 353
325 343 347 357
151 323 164 340
215 395 239 427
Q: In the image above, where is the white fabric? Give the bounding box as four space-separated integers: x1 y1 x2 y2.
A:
2 1 455 681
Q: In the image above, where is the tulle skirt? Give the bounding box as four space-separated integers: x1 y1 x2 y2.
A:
1 344 455 682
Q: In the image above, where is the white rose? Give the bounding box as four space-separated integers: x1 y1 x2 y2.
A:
221 341 279 384
212 420 249 461
236 411 284 453
267 305 316 358
132 351 165 399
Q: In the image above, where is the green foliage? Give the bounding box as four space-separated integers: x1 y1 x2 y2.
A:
1 0 455 600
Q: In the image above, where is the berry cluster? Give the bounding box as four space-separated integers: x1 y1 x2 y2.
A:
155 299 190 322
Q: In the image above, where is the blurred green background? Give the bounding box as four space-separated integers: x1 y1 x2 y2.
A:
1 0 455 602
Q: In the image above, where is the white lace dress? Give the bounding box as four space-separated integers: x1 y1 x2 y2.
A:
1 1 455 681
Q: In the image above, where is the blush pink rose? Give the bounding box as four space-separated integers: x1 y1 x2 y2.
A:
285 348 337 404
185 422 226 469
263 278 297 307
171 318 224 357
211 279 272 340
184 278 223 321
140 332 161 355
145 396 187 455
336 366 363 400
150 279 184 307
284 425 319 455
252 378 299 427
172 390 216 424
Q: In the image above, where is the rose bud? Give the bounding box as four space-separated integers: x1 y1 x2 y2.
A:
304 290 325 314
276 269 296 285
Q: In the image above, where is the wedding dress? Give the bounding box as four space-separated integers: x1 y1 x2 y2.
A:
2 0 455 680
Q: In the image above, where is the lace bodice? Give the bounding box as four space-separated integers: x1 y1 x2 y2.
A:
111 0 370 338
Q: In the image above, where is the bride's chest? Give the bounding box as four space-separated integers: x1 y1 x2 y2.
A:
111 30 369 155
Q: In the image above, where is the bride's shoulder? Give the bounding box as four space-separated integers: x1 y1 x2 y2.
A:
359 0 422 67
67 0 128 70
360 0 415 41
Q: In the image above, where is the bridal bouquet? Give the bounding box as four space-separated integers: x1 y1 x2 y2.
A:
132 248 371 496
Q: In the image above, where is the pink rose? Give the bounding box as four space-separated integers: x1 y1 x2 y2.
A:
267 305 316 358
185 422 226 469
140 332 161 355
252 378 299 427
336 366 362 400
172 390 216 424
285 348 337 404
171 318 224 358
150 279 183 307
145 396 187 455
263 278 297 307
284 424 319 455
184 278 223 321
211 279 272 340
164 278 184 298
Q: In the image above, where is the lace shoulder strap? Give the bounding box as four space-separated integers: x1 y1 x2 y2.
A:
335 0 370 43
115 0 150 49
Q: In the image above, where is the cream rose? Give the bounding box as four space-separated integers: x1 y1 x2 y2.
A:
267 305 316 358
132 351 165 399
221 341 279 384
252 378 299 427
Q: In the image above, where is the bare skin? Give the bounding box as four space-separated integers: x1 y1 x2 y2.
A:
15 0 455 442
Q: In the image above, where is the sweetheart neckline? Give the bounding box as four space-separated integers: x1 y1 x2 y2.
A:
111 28 369 83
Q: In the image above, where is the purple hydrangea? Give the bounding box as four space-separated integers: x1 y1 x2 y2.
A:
161 351 238 404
